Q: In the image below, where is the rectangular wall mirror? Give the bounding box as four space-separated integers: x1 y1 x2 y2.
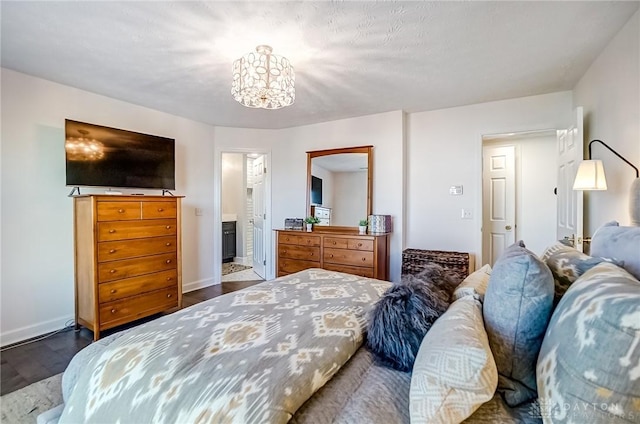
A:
307 146 373 229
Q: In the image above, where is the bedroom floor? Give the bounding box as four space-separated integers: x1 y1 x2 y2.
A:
0 280 263 396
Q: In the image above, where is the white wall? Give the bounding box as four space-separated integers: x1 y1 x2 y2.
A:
0 69 218 345
333 171 368 225
573 11 640 234
406 92 573 266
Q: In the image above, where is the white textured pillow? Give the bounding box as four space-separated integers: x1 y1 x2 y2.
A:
410 296 498 424
453 264 492 301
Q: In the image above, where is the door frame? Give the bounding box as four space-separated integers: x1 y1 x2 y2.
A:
214 148 273 283
478 129 557 266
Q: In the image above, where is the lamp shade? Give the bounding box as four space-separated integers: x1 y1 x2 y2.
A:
573 160 608 190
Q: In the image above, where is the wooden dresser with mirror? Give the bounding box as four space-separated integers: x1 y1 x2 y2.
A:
73 195 183 340
275 146 390 280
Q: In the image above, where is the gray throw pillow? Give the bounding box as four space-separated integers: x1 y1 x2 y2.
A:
590 221 640 280
484 240 554 407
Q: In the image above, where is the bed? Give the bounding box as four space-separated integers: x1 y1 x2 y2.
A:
58 268 391 423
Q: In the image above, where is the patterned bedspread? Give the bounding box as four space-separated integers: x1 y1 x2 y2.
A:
59 269 390 423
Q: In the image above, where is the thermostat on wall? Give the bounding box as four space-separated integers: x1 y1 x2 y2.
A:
449 185 463 195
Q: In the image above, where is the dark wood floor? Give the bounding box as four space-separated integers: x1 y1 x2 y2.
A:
0 280 262 396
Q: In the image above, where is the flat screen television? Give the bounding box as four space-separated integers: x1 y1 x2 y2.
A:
65 119 175 190
311 175 322 205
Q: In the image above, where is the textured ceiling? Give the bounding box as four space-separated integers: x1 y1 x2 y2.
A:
2 1 638 129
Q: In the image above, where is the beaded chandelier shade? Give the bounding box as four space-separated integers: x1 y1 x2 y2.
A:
231 45 295 109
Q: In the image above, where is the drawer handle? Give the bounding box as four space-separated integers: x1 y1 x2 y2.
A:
333 241 337 245
158 208 164 212
109 229 116 234
362 257 366 262
167 277 173 281
111 309 116 314
165 242 171 246
110 269 116 274
309 252 314 257
110 289 116 294
282 250 287 254
167 293 172 298
109 249 116 253
166 225 172 229
329 254 334 258
166 259 172 264
118 209 125 213
358 243 362 247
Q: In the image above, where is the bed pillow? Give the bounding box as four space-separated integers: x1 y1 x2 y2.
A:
541 241 622 305
367 264 459 371
410 296 498 424
537 262 640 423
483 240 554 407
453 264 492 301
590 221 640 280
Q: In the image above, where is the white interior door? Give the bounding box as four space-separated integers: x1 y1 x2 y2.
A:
252 155 266 278
482 145 516 265
556 107 585 251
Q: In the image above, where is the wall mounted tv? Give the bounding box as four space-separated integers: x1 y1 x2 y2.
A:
65 119 175 190
311 175 322 205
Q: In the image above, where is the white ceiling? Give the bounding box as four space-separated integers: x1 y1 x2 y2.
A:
2 1 638 129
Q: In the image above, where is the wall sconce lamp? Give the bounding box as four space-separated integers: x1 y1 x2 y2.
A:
573 139 640 225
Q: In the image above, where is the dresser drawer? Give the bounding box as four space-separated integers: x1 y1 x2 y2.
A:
98 219 177 242
324 263 374 278
142 201 177 219
324 237 349 249
324 248 374 268
298 235 320 247
278 245 320 261
98 236 177 262
315 208 330 218
278 233 321 247
348 239 374 251
278 258 319 276
99 270 177 302
97 201 141 221
98 252 177 282
99 287 178 329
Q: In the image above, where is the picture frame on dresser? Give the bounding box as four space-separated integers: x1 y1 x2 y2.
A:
72 195 183 340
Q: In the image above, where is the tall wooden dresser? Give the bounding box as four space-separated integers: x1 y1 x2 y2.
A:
73 195 183 340
275 229 389 280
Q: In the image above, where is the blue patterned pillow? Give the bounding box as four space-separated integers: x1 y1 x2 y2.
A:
484 241 554 407
541 242 622 305
537 262 640 423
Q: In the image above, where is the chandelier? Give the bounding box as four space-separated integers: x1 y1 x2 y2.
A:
231 45 295 109
65 129 104 161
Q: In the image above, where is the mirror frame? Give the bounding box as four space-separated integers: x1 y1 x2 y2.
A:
306 145 373 231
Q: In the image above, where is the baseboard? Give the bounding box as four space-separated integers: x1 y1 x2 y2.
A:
182 277 219 293
1 279 220 346
233 256 252 266
0 315 74 348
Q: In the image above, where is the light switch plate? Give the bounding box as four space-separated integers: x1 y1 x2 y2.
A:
195 208 203 216
461 208 473 219
449 185 463 195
